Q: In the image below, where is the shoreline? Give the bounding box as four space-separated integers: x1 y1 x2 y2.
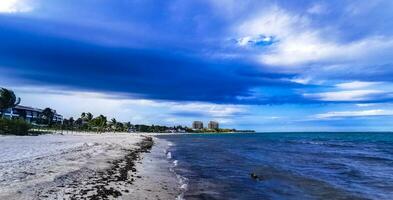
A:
125 136 182 200
0 132 181 200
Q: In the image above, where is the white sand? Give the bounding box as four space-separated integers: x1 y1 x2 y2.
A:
0 132 180 200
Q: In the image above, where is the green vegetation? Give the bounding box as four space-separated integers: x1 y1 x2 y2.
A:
60 117 255 133
0 87 253 135
60 112 189 133
0 88 32 135
0 118 31 135
0 88 20 118
41 107 55 126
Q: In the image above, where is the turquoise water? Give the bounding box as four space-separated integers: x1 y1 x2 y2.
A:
160 133 393 200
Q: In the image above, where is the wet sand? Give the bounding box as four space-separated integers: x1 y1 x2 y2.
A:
122 137 180 200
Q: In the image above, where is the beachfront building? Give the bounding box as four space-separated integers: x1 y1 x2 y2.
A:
192 121 203 129
208 121 219 129
0 105 63 124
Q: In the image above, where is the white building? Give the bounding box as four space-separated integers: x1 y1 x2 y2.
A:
0 105 63 124
208 121 219 129
192 121 203 129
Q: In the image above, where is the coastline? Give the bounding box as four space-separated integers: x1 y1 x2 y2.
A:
123 136 181 200
0 132 180 199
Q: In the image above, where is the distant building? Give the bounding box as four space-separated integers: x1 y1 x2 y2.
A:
192 121 203 129
0 105 63 124
208 121 219 129
177 129 186 133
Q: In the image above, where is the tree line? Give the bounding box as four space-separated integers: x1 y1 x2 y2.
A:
0 87 31 135
1 87 252 135
0 87 191 134
60 112 190 133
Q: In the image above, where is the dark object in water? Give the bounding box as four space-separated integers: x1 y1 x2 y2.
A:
250 172 261 180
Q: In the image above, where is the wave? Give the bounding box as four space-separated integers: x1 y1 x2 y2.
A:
167 141 175 147
252 165 363 199
350 155 393 163
286 140 356 148
163 141 189 200
176 172 189 200
166 151 172 159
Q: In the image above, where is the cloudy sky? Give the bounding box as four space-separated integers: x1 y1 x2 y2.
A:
2 0 393 131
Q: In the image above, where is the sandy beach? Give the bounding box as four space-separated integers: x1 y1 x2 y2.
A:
0 132 180 200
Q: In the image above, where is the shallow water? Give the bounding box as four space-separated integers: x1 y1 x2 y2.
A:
159 133 393 200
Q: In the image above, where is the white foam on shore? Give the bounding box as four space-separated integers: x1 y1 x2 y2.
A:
160 137 190 200
162 140 190 200
166 151 172 159
123 136 181 200
175 173 189 200
168 141 175 146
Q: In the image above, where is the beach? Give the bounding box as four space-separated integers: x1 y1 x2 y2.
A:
2 132 393 200
0 132 180 200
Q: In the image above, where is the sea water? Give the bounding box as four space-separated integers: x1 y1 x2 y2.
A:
159 133 393 200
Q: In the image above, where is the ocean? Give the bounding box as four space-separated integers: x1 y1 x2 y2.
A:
159 133 393 200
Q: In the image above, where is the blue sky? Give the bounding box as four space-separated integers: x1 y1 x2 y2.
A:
2 0 393 131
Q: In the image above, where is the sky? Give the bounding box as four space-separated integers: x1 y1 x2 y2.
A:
1 0 393 131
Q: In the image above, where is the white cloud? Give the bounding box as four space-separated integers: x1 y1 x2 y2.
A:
237 6 307 39
315 109 393 119
235 6 393 67
303 81 393 102
335 81 381 89
304 90 384 101
307 3 328 15
345 1 381 16
290 77 312 84
0 0 33 13
170 103 247 117
10 86 248 125
356 103 378 107
236 35 273 47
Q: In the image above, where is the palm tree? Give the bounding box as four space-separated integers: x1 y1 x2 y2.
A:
80 113 93 131
19 109 27 120
75 118 83 127
86 112 93 121
125 122 132 132
109 118 117 130
89 115 107 133
98 115 107 132
41 108 54 126
81 112 86 120
0 88 21 118
68 117 75 127
116 122 124 132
